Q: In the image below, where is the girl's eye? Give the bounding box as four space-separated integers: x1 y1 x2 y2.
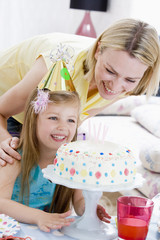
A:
49 116 57 120
68 119 76 123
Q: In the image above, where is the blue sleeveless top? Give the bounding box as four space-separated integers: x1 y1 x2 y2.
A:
11 165 56 211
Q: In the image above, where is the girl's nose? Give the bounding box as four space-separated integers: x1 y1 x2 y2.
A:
57 121 67 130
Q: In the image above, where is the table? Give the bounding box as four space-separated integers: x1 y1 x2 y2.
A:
14 216 160 240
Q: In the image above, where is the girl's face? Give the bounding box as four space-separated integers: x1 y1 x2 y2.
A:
36 102 79 154
94 48 148 100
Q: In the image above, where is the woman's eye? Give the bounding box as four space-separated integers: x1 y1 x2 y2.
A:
106 68 114 74
126 79 136 83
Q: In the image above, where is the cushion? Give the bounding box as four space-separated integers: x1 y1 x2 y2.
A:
131 104 160 138
99 95 160 116
137 165 160 199
139 144 160 173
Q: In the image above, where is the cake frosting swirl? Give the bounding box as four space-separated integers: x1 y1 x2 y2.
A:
53 140 137 186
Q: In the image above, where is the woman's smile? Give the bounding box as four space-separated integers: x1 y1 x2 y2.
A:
103 81 120 95
94 48 148 100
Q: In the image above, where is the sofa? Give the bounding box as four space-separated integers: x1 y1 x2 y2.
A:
78 95 160 199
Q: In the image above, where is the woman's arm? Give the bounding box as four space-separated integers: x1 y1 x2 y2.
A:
0 56 48 165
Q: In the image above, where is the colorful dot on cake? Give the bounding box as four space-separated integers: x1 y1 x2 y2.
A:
82 179 86 183
95 171 101 179
80 169 87 177
60 163 64 171
65 168 68 171
69 150 73 153
126 150 130 153
111 170 116 177
133 168 137 174
76 151 80 153
125 161 127 165
124 168 129 176
70 168 75 176
96 181 99 185
111 180 114 183
105 172 108 177
72 162 75 165
109 153 112 155
100 152 104 155
89 171 92 176
60 172 62 175
53 158 57 165
70 177 73 180
61 157 64 161
98 164 101 167
124 179 128 182
112 163 115 167
119 171 122 175
134 161 137 164
76 171 79 175
83 163 86 166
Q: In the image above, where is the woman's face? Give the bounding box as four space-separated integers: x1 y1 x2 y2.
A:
94 48 148 100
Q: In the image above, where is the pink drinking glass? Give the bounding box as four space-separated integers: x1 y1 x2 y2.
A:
117 196 154 240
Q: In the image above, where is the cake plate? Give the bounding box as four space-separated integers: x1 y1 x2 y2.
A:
42 165 144 240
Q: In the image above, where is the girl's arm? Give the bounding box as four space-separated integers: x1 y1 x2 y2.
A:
72 189 85 216
0 198 74 232
0 56 48 165
72 189 111 223
0 161 74 232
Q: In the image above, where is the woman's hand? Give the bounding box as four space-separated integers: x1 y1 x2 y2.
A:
0 137 21 166
37 210 75 232
97 204 111 223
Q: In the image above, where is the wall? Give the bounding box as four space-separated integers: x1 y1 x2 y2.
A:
130 0 160 34
0 0 159 51
0 0 131 50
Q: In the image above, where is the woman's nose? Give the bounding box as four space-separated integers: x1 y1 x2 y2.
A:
111 77 125 91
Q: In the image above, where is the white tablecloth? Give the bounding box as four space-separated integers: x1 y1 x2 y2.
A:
14 217 160 240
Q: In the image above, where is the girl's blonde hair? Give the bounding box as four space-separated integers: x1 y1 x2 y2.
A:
18 88 80 212
84 18 160 97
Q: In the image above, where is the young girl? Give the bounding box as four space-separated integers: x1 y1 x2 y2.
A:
0 89 110 232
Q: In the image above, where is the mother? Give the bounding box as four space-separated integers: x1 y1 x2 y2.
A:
0 18 159 165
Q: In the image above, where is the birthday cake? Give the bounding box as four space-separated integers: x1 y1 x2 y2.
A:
53 140 137 186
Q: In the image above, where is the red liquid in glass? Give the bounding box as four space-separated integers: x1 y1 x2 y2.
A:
118 218 148 240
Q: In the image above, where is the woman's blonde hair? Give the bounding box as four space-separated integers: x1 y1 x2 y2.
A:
18 88 80 212
85 18 160 97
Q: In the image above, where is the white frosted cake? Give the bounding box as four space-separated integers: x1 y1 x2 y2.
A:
53 140 137 186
